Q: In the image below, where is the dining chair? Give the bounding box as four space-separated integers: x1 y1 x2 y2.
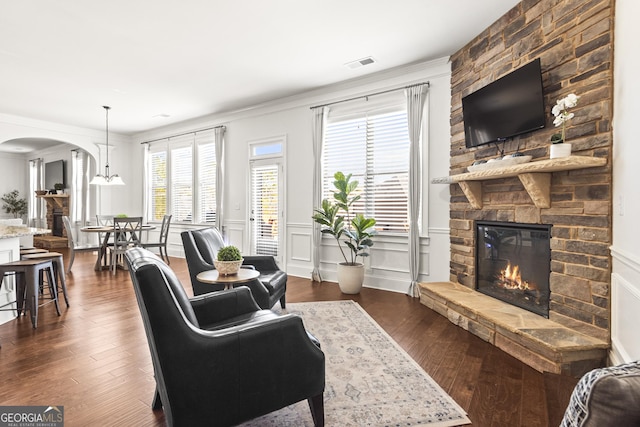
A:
141 214 172 264
95 215 115 262
109 216 143 275
62 216 99 273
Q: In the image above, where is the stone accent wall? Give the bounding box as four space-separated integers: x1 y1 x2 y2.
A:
42 195 69 237
448 0 614 342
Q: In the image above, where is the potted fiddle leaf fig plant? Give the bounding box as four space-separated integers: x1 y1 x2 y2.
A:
215 245 243 275
312 171 376 294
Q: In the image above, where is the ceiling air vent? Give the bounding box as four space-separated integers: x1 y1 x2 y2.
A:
344 57 376 70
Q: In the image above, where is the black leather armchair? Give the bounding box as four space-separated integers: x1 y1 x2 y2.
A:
181 228 287 309
125 247 325 427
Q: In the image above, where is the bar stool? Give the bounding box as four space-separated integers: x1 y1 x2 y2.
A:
20 248 48 256
21 252 69 307
0 259 60 328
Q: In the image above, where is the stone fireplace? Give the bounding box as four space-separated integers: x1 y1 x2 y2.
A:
35 194 70 249
420 0 614 376
476 220 551 318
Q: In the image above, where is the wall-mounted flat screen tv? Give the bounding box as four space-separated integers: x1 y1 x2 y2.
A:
462 58 546 149
45 160 66 190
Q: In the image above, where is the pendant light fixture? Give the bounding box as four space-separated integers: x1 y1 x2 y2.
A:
90 105 125 186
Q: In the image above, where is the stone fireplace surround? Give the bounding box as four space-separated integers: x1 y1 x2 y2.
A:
34 194 69 249
419 0 614 377
422 158 611 376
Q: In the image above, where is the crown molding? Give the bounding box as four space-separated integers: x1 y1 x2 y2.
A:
133 56 452 143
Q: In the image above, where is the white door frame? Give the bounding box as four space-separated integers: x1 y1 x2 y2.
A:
247 135 286 266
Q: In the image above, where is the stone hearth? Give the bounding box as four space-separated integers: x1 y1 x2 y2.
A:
420 282 608 377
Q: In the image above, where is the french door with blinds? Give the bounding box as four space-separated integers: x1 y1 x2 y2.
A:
249 138 284 265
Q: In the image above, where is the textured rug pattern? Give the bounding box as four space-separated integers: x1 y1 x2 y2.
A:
241 300 470 426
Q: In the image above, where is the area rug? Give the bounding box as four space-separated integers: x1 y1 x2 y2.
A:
240 300 470 426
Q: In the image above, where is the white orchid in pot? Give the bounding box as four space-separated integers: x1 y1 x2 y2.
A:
550 93 579 158
312 172 377 294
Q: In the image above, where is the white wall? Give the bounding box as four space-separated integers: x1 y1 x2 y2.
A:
0 58 453 295
611 0 640 364
0 152 28 219
134 58 453 294
0 113 137 223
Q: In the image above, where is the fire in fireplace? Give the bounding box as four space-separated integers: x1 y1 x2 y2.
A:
475 221 551 317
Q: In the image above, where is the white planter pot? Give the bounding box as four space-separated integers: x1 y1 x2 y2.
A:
214 259 243 275
550 143 572 159
337 262 365 294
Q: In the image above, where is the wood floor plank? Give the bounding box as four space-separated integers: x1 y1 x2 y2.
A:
0 249 577 426
446 341 486 409
521 365 549 427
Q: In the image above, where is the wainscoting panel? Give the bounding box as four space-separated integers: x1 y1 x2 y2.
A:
611 247 640 364
289 232 311 262
286 223 313 278
306 234 439 294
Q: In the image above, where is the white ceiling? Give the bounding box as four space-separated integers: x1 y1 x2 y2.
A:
0 0 520 137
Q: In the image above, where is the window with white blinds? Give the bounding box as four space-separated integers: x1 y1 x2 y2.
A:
146 129 216 224
149 150 167 222
251 163 279 256
197 139 216 223
171 144 193 222
71 152 85 221
323 103 410 233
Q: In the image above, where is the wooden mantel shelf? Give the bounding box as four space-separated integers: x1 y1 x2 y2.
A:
432 155 607 209
37 194 70 209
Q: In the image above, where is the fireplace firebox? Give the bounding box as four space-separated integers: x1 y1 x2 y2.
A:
52 209 64 237
475 221 551 317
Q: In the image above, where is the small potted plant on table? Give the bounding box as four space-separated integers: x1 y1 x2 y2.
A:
54 183 65 194
214 245 243 275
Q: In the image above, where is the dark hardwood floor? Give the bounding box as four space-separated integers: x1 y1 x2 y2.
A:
0 250 577 426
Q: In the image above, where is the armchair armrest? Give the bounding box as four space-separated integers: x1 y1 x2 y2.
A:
190 286 260 327
242 255 280 272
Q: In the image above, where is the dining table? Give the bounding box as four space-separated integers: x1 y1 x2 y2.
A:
81 224 155 271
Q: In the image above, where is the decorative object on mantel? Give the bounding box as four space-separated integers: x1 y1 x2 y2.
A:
54 183 64 194
1 190 28 218
35 190 48 196
468 154 532 172
90 105 125 186
550 93 579 158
